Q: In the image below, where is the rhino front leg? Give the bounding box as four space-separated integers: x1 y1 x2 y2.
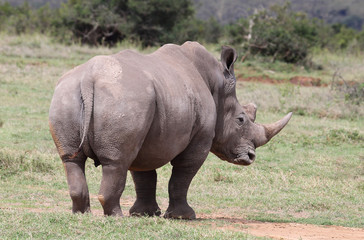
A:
63 158 91 214
164 165 200 219
164 137 211 220
98 163 128 216
129 170 161 217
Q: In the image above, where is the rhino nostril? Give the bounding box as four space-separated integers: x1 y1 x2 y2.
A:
248 150 256 160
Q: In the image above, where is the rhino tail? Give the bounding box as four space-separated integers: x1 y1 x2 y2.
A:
78 75 94 152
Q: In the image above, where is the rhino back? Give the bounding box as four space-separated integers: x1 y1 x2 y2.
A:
113 46 217 170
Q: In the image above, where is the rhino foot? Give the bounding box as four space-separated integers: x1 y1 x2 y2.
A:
101 203 123 217
129 201 161 217
164 205 196 220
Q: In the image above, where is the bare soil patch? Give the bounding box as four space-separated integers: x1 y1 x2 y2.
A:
237 75 327 87
289 76 325 87
198 215 364 240
243 221 364 240
237 75 362 89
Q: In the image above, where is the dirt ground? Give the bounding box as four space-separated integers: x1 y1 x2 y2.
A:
199 216 364 240
237 75 327 87
244 221 364 240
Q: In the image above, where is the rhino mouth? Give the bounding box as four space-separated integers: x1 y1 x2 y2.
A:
233 150 256 166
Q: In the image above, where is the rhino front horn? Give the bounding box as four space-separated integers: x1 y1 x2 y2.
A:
255 112 292 147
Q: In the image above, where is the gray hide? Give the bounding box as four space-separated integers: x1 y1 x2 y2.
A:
49 42 292 219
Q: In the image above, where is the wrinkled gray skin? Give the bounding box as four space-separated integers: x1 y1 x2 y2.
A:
49 42 292 219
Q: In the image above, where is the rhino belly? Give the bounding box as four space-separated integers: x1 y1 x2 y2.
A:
129 129 192 171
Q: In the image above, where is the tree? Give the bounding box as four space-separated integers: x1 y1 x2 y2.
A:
57 0 130 46
127 0 195 46
56 0 196 47
248 2 319 63
224 17 249 45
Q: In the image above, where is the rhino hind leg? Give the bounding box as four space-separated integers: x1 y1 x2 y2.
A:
63 156 91 214
98 163 128 216
129 170 161 217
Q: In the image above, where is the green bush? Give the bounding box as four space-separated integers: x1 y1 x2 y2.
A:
127 0 195 46
3 0 364 52
55 0 130 46
0 2 15 32
224 18 249 45
356 30 364 51
166 17 203 44
0 1 54 34
56 0 223 46
1 0 200 47
248 3 319 63
201 17 222 44
329 24 358 50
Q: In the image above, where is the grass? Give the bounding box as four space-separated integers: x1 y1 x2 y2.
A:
236 82 364 119
0 211 260 239
0 34 363 238
233 46 364 87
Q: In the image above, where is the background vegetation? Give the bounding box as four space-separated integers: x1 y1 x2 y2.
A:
195 0 364 29
6 0 364 30
0 0 363 239
2 0 364 64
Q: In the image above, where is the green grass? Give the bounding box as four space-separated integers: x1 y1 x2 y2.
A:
0 34 363 238
233 46 364 87
0 211 262 239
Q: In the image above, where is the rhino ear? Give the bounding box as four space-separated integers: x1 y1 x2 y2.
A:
242 103 257 122
221 46 237 74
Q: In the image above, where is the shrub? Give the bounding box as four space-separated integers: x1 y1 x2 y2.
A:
127 0 195 46
0 1 54 34
56 0 130 46
55 0 197 47
167 17 203 44
329 24 358 50
1 0 200 47
224 18 249 45
201 17 223 44
356 30 364 51
248 2 319 63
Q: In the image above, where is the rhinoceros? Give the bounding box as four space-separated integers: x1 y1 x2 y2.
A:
49 42 292 219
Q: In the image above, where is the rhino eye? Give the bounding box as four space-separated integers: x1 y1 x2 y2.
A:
237 115 245 124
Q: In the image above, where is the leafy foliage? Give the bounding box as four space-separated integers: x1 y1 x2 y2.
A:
329 23 359 50
56 0 130 46
1 0 202 47
6 0 364 31
127 0 194 46
2 0 364 58
0 1 53 34
248 3 319 63
223 18 249 45
55 0 199 46
194 0 364 31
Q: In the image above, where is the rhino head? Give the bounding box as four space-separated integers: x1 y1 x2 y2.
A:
210 46 292 165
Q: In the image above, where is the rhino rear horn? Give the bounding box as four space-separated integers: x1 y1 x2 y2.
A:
255 112 292 147
242 103 257 122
